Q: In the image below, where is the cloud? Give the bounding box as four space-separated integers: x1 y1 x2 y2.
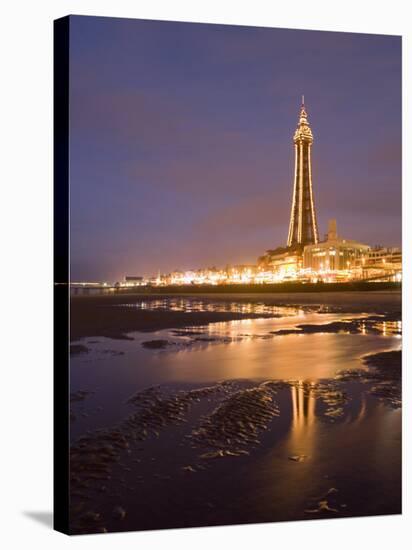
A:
196 194 288 234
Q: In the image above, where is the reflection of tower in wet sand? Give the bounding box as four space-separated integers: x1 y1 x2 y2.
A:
291 382 316 429
288 382 317 455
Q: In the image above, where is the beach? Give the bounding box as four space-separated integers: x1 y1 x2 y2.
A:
70 290 401 340
69 291 401 534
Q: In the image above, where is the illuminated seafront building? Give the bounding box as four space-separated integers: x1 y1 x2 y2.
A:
303 219 370 281
358 247 402 282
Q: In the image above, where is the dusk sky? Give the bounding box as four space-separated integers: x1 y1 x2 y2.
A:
69 15 401 282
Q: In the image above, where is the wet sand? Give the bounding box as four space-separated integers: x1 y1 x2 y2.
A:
70 290 401 341
69 292 401 534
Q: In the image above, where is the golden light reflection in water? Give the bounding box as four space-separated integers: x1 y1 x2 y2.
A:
287 382 370 456
155 309 401 385
287 382 317 457
355 394 367 424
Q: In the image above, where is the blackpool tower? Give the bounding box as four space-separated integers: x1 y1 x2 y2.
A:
286 98 319 247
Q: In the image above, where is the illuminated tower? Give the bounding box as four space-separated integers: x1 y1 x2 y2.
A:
286 97 319 247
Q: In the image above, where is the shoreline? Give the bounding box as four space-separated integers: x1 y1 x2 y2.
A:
70 290 401 342
69 281 401 295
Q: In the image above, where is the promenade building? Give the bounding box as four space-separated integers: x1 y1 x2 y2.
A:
303 219 370 277
123 276 144 287
358 247 402 281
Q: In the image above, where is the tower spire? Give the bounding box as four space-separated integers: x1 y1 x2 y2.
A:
286 99 319 247
299 96 309 124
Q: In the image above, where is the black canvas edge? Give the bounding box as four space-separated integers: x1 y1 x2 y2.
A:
53 15 70 535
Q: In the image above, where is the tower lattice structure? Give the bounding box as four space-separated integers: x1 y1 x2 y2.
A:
286 98 319 247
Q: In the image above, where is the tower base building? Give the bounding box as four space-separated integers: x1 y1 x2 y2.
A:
303 219 370 278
